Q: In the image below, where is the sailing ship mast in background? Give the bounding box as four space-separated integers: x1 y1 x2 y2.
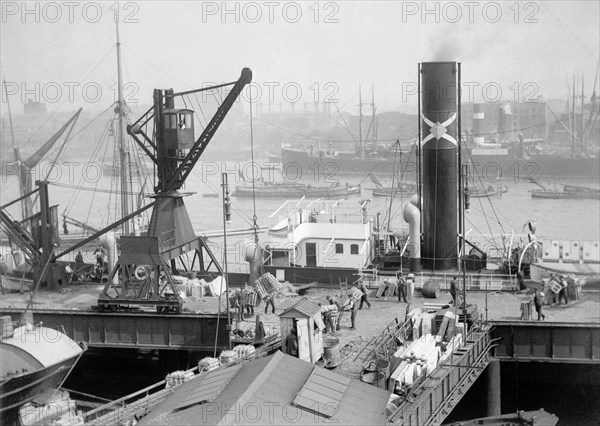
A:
358 84 364 160
116 21 131 235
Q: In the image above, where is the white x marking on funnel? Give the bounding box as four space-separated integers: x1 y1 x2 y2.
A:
421 112 457 145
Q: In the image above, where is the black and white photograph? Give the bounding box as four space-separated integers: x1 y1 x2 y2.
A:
1 1 599 425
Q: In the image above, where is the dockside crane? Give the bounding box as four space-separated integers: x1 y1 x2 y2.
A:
96 68 252 313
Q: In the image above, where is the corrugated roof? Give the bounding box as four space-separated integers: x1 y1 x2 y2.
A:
139 351 390 426
279 297 321 319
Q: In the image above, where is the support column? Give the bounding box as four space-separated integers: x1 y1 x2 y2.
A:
485 358 501 417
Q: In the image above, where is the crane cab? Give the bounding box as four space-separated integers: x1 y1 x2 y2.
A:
163 109 195 150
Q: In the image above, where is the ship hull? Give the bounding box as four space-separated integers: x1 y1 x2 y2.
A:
281 147 600 179
233 184 360 198
0 355 79 424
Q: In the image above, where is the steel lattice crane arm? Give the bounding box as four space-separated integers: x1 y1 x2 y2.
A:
165 68 252 191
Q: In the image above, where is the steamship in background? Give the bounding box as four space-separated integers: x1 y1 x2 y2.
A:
277 85 600 179
249 62 600 289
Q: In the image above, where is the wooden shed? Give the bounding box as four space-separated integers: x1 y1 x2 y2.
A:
279 298 325 363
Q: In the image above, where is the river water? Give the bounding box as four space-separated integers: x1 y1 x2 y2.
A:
1 159 598 268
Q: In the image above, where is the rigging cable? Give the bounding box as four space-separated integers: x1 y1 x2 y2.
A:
84 124 113 228
249 86 259 242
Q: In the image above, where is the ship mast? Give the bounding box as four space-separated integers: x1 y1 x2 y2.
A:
571 74 576 157
581 73 585 151
371 84 377 147
116 21 130 235
358 84 364 160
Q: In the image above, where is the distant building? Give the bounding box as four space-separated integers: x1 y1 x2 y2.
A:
461 102 548 142
24 99 47 115
256 102 332 131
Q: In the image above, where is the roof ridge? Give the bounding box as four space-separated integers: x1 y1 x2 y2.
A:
217 352 286 425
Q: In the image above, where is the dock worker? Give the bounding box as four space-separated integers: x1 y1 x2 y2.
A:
533 288 545 321
326 295 342 331
231 291 243 322
263 294 276 314
358 282 371 309
254 315 266 341
285 327 299 357
397 272 408 303
558 274 569 305
326 295 342 311
94 246 106 265
349 296 358 330
450 277 459 305
241 282 254 317
406 273 415 300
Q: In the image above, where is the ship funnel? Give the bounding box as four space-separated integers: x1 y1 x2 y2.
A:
473 103 485 145
419 62 460 270
498 103 513 141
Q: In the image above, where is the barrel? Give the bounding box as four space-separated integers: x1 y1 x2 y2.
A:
422 281 440 298
362 359 390 389
361 371 386 389
323 337 341 368
1 316 14 339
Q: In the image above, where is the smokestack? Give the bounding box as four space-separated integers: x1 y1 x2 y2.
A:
419 62 459 270
473 103 485 145
498 104 513 140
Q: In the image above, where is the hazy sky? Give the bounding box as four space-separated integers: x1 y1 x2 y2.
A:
1 1 599 115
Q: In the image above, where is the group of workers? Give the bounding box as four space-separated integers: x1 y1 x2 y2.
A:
532 273 570 321
231 282 276 322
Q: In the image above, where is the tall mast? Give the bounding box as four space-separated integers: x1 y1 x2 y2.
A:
371 84 377 145
571 74 576 157
116 20 130 234
581 72 585 149
358 84 364 160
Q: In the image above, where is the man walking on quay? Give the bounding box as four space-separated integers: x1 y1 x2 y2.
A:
359 281 371 309
397 271 408 303
264 294 276 314
534 288 546 321
450 277 459 305
349 297 358 330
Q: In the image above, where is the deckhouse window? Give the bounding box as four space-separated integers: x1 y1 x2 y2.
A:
335 244 343 254
350 244 359 255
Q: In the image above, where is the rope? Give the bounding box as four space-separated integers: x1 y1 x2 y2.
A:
249 89 259 243
83 129 112 227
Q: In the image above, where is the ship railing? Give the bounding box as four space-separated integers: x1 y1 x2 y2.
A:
360 269 517 294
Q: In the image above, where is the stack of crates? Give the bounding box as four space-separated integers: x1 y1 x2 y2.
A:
219 350 239 364
233 344 256 359
255 273 282 298
198 357 220 373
